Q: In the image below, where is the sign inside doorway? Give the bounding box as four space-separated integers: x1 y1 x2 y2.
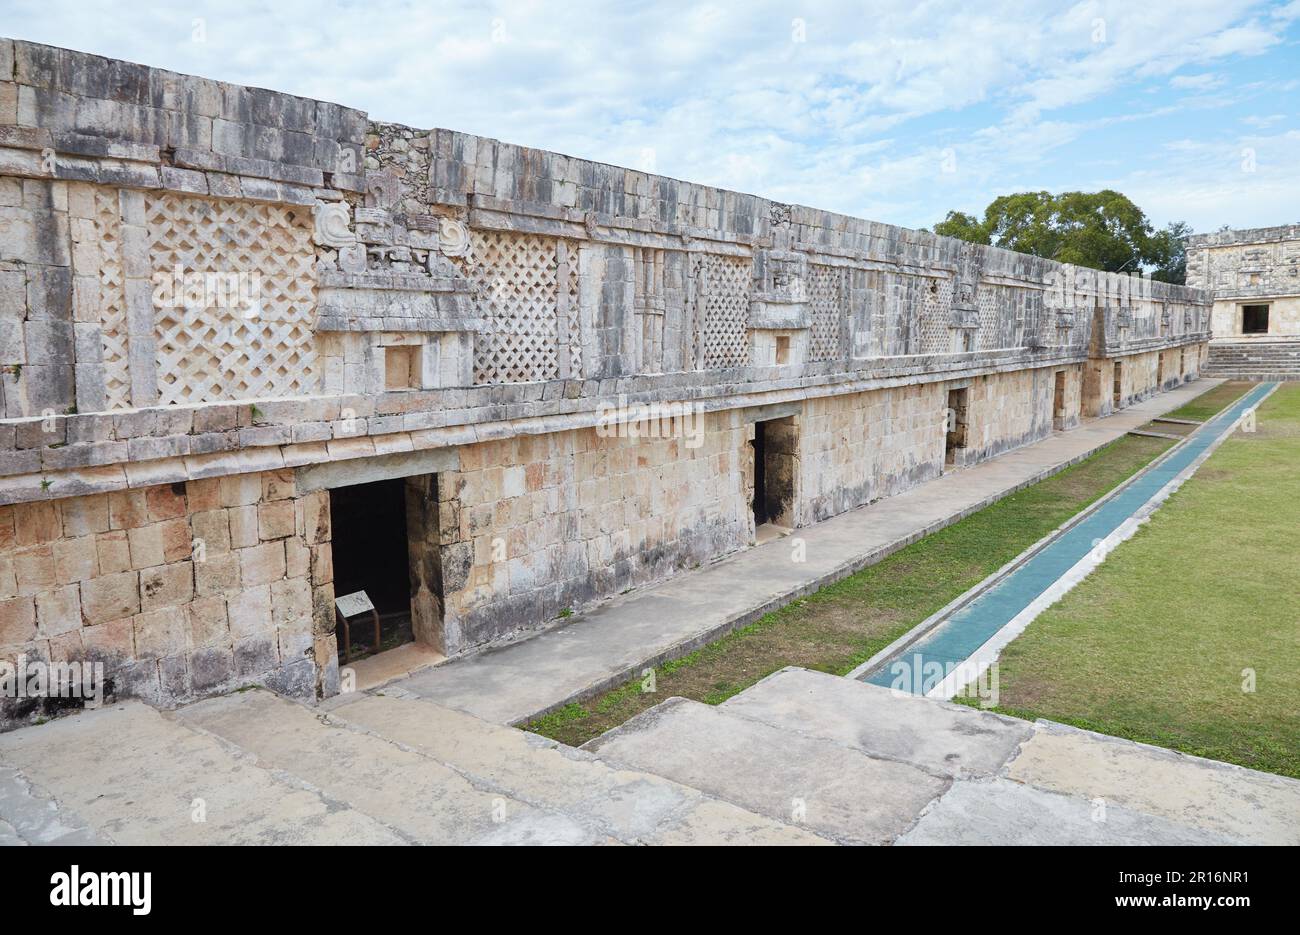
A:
335 590 375 618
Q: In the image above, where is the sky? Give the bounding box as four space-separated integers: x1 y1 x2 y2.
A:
3 0 1298 234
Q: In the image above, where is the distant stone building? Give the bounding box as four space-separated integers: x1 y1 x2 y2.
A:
0 39 1212 727
1186 225 1300 378
1186 225 1300 337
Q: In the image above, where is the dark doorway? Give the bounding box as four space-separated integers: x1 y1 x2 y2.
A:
1156 355 1165 389
1242 304 1270 335
329 478 415 661
1052 371 1067 430
945 388 969 467
1112 361 1123 409
751 416 797 532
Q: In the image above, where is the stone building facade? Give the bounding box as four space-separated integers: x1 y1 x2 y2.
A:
0 39 1211 727
1187 225 1300 338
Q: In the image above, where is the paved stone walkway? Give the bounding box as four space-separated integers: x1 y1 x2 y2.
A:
390 379 1223 725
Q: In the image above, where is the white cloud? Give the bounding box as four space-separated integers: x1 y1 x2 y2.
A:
1 0 1296 229
1171 73 1226 90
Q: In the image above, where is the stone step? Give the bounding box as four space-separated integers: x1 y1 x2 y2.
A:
0 701 406 845
583 695 950 845
719 667 1032 777
896 775 1242 845
182 689 827 845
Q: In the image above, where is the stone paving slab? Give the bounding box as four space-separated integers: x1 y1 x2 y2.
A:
0 702 405 845
392 380 1223 726
721 667 1032 778
585 696 949 845
0 765 103 846
1004 721 1300 845
327 690 829 845
179 691 602 845
896 776 1244 846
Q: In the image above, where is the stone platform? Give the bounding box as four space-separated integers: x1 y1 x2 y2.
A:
4 666 1295 845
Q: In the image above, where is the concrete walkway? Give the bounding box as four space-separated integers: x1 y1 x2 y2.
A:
391 379 1222 725
861 381 1275 694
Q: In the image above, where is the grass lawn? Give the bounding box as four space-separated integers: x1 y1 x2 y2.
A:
968 382 1300 778
526 432 1175 746
1161 380 1254 422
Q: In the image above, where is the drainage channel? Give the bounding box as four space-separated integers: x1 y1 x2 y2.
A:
853 382 1279 696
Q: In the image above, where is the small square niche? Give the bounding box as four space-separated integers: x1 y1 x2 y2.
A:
384 344 422 391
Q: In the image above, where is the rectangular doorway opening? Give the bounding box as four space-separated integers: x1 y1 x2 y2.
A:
1112 361 1123 409
1242 304 1270 335
751 416 797 540
1157 355 1165 390
328 475 444 664
945 387 969 468
1052 370 1067 431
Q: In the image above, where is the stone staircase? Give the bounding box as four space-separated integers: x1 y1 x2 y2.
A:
586 667 1300 845
0 688 824 845
1205 339 1300 379
4 667 1299 845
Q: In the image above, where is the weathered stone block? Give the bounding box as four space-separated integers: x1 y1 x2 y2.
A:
238 541 285 587
185 594 230 648
0 595 37 644
139 561 193 611
52 534 97 583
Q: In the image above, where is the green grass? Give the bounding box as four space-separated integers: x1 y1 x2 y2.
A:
526 432 1175 747
967 383 1300 778
1161 380 1254 422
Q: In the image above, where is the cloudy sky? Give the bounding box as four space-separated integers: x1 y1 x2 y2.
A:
4 0 1298 233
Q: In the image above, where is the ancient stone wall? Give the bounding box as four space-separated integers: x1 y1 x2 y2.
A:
0 38 1218 719
436 413 751 650
0 470 335 727
798 385 945 525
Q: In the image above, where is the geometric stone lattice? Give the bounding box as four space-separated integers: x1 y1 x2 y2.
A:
808 264 844 361
146 194 317 405
94 188 131 409
460 230 579 384
917 276 954 355
699 253 751 368
976 283 1002 350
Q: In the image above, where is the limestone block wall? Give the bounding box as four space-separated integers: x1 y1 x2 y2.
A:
435 412 751 651
1209 296 1300 338
798 385 946 525
0 470 336 728
1058 365 1084 431
1116 350 1160 407
956 368 1058 468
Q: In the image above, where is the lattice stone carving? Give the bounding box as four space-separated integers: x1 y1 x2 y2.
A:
808 264 844 361
147 194 318 405
455 230 579 384
698 253 751 368
93 188 131 410
976 284 1002 350
917 277 954 355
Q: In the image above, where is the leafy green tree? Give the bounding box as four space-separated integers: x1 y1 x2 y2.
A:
932 191 1189 284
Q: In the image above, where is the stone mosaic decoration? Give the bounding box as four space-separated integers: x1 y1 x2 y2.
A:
147 194 318 405
808 264 845 362
93 188 131 410
460 230 580 384
698 253 752 368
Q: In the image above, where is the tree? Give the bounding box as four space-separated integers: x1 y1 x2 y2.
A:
932 190 1190 284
